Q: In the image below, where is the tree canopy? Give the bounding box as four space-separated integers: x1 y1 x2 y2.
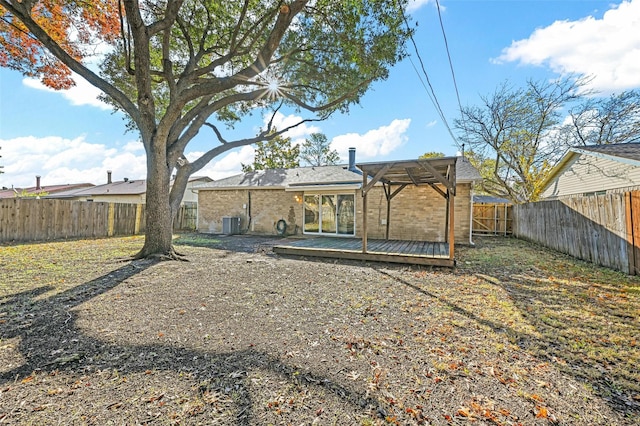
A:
0 0 412 258
456 77 587 203
457 78 640 203
300 133 339 166
558 90 640 147
242 131 299 172
418 151 445 159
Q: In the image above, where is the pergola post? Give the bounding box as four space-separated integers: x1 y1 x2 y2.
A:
448 188 455 260
362 171 368 253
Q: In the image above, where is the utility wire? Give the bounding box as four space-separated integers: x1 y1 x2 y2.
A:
435 0 464 121
400 4 459 147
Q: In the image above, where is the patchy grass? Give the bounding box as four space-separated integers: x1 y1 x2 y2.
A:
457 237 640 411
0 235 638 425
0 236 144 296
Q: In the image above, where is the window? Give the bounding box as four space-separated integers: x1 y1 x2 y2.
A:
304 193 355 235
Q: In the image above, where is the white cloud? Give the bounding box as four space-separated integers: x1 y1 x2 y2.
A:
262 112 322 146
494 0 640 92
123 141 144 152
0 117 410 189
23 73 111 110
330 119 411 161
185 145 256 180
0 135 146 188
407 0 437 13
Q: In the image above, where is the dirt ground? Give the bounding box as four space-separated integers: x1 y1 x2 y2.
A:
0 234 638 425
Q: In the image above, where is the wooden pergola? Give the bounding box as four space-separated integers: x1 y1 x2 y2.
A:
273 156 459 267
358 156 458 266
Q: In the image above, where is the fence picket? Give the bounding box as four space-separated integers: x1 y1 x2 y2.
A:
514 193 633 274
0 199 196 243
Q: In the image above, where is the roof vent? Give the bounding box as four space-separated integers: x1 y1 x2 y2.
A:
348 147 356 172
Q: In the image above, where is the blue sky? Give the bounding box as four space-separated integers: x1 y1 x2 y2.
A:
1 0 639 188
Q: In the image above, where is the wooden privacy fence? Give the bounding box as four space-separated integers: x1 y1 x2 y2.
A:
473 202 513 235
0 199 196 243
513 192 638 275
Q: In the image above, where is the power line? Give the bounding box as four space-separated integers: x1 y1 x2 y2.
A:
401 0 462 147
399 3 459 147
435 0 464 120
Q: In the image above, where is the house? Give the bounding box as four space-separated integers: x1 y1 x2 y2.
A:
0 175 94 199
540 142 640 199
48 171 212 205
195 149 481 245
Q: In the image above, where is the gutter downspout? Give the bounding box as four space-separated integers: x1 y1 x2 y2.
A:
469 184 475 246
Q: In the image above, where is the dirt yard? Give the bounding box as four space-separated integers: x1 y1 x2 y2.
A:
0 234 638 425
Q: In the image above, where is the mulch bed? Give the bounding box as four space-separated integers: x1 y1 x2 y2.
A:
0 234 638 425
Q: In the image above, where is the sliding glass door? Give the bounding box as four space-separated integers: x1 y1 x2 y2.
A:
304 193 355 235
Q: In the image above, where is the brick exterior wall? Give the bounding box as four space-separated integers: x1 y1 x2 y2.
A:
358 183 472 243
198 183 473 243
197 188 304 235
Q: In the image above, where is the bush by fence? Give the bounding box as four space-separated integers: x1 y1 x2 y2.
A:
514 192 636 275
0 199 196 243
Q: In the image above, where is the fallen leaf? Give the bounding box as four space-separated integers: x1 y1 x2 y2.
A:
535 406 548 418
457 407 471 417
346 371 360 380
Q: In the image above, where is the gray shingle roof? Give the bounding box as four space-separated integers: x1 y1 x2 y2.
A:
577 142 640 162
196 157 481 190
196 165 361 189
473 195 511 204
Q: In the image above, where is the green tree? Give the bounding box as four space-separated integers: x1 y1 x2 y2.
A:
0 0 412 258
455 77 588 203
418 151 445 159
242 131 299 172
300 133 339 166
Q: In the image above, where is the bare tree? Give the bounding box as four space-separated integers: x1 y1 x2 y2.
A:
455 77 588 203
558 90 640 147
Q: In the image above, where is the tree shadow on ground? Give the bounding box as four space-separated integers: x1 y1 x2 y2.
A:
0 259 386 424
373 261 640 419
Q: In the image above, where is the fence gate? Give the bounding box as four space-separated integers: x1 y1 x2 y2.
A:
626 191 640 275
472 203 513 235
174 203 197 231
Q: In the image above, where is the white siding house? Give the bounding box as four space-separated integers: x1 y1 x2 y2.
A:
541 143 640 199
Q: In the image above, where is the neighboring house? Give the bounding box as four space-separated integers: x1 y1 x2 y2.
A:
195 149 481 244
48 171 212 204
541 142 640 199
0 175 94 199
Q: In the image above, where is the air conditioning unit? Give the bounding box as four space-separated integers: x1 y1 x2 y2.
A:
222 216 241 235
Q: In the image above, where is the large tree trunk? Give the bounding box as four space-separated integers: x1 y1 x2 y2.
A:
136 142 175 259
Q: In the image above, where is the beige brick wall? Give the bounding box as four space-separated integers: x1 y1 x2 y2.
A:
197 188 304 235
198 183 473 243
356 183 472 243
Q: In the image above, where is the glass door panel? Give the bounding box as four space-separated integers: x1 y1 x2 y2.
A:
303 195 319 233
337 194 355 235
321 195 336 234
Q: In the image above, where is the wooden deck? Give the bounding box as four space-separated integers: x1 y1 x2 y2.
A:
273 237 454 267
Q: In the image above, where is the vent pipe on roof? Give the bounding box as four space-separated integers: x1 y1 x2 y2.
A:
107 170 112 184
36 175 41 190
348 147 356 172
